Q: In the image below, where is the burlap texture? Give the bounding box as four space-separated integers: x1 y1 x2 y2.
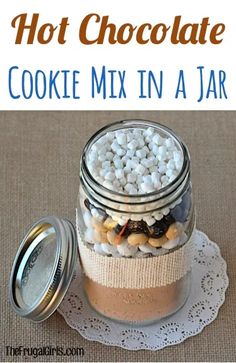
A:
0 111 235 362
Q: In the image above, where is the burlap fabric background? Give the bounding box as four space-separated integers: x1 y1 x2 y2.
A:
0 111 235 362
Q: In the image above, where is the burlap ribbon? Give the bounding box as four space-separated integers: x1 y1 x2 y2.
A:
77 224 194 289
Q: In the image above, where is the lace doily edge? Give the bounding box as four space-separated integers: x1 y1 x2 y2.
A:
57 229 229 351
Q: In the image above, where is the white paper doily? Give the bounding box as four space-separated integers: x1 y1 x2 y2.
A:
58 230 229 351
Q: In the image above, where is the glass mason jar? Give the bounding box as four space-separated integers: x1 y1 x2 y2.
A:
77 119 195 325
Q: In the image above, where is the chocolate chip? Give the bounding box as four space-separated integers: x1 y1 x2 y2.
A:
126 220 148 235
147 220 168 238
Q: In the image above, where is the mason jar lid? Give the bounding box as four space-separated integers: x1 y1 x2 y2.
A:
9 216 77 322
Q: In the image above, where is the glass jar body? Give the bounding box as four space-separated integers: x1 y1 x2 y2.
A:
77 120 195 324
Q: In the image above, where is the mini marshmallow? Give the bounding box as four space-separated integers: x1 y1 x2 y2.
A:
127 139 139 150
98 154 106 162
116 148 126 156
141 182 154 193
143 145 150 153
152 144 159 156
83 211 93 228
118 217 129 226
115 169 124 179
153 211 163 220
91 143 99 152
143 216 156 226
101 243 118 256
173 150 182 162
151 171 160 183
143 175 152 184
94 243 107 256
122 155 130 164
116 133 127 145
139 243 159 254
126 149 135 158
136 164 146 175
145 127 155 136
153 133 161 145
175 160 183 171
162 238 180 250
149 165 157 173
129 186 138 194
98 146 107 155
131 214 142 221
119 177 127 186
148 142 154 150
127 173 137 183
106 132 115 140
99 169 106 177
167 159 176 170
158 145 167 158
126 132 134 142
102 161 111 169
106 151 114 161
165 138 175 149
133 129 142 137
126 159 136 170
123 166 132 174
105 171 115 181
132 156 140 163
162 207 170 216
146 157 156 168
111 141 119 152
158 163 167 174
113 158 123 169
138 138 145 148
117 241 138 257
85 228 95 243
166 169 174 178
89 150 98 160
112 215 120 222
161 175 169 184
136 148 147 159
125 183 137 194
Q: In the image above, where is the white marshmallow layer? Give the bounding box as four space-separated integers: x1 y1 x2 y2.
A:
87 127 183 195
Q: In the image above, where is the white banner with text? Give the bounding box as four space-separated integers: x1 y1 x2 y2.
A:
0 0 235 110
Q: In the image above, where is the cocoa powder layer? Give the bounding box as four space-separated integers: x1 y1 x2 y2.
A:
84 272 191 323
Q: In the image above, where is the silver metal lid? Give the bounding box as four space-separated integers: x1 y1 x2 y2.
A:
9 216 77 322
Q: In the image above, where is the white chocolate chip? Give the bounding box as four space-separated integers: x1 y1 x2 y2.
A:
162 238 180 250
117 241 138 257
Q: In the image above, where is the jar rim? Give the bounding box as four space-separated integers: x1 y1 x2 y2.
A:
80 119 190 204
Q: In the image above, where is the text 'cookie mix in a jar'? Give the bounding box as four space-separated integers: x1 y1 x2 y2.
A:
78 119 195 324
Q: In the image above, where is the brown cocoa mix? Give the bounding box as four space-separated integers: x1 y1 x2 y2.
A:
84 272 191 323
